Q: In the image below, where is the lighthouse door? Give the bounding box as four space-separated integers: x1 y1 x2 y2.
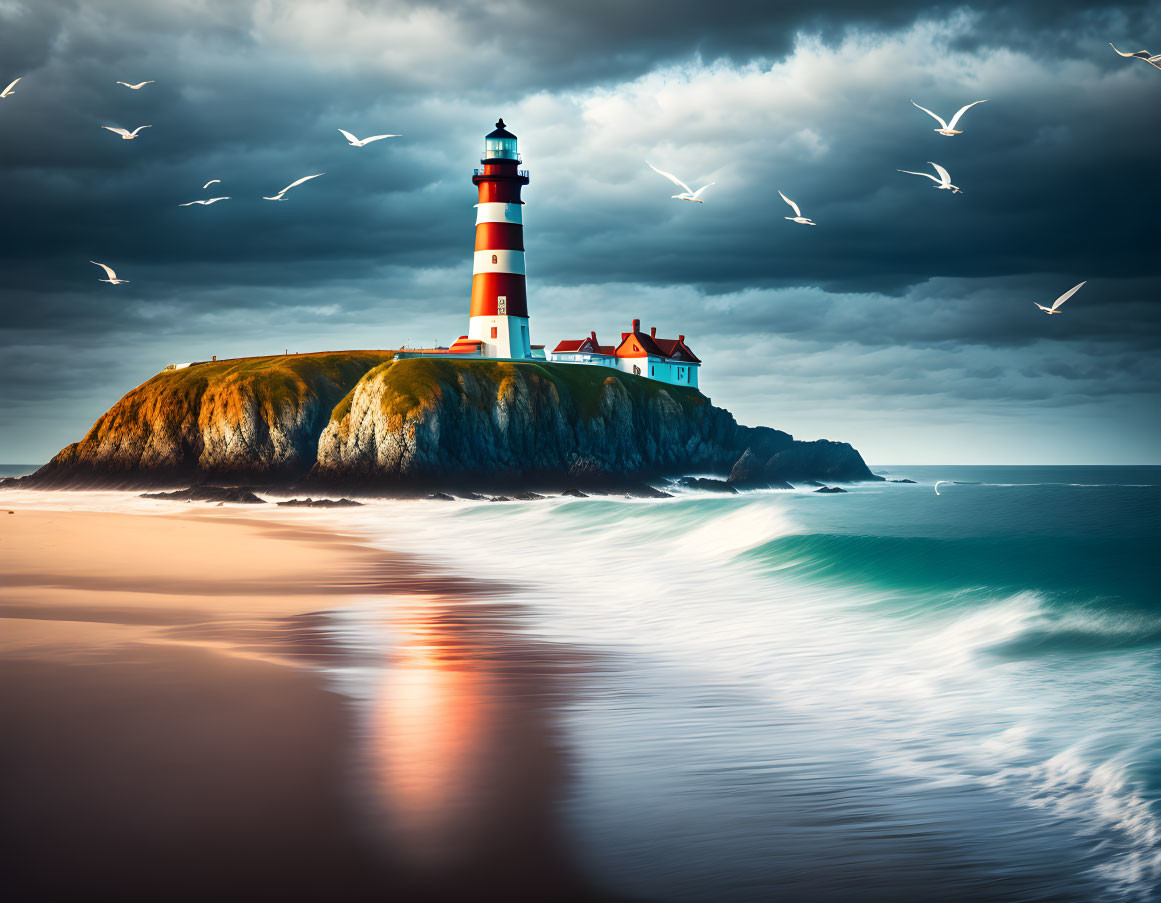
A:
497 296 507 315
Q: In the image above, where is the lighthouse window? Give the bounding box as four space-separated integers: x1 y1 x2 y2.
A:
485 137 519 160
491 254 498 264
497 296 507 315
490 327 498 339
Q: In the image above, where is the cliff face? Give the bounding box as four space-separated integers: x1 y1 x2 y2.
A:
314 358 745 485
24 354 879 490
30 352 395 488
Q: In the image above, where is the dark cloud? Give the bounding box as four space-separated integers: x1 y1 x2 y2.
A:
0 0 1159 463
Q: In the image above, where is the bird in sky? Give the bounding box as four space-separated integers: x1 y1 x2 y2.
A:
779 191 816 225
102 125 151 140
897 162 962 194
115 80 155 90
338 129 401 147
178 197 230 206
1033 281 1086 315
645 161 714 203
1 77 20 98
262 173 324 201
910 99 988 136
90 261 129 284
202 179 221 189
1109 43 1161 70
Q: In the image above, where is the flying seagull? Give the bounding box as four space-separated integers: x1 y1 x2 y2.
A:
102 125 151 140
1 77 20 99
645 161 714 203
115 80 155 90
779 190 816 225
202 179 221 189
1033 281 1085 315
90 260 129 284
910 99 988 136
897 162 962 194
1110 43 1161 70
262 173 324 201
934 481 952 496
338 128 401 147
179 197 230 206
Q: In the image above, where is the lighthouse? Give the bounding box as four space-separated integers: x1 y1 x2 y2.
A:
467 119 533 358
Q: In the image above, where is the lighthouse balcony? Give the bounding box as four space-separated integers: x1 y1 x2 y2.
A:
475 167 529 179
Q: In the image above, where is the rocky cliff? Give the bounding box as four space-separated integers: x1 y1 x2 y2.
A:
27 351 395 488
20 353 878 491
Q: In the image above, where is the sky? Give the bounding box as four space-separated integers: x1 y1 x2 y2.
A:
1 0 1158 465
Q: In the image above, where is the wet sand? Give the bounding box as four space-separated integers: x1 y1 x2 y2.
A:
0 508 608 902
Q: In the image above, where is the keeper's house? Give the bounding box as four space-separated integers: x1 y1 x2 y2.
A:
550 318 701 389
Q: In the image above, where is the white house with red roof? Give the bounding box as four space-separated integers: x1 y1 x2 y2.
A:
550 319 701 388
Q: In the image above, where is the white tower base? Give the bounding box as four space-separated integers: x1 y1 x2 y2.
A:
468 315 532 359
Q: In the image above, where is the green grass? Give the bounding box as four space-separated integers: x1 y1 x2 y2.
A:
327 356 707 425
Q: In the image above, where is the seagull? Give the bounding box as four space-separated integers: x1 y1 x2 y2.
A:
934 481 952 496
90 261 129 284
779 190 816 225
1033 281 1085 315
115 80 155 90
262 173 324 201
178 197 230 206
645 161 714 203
202 179 221 189
1 77 20 99
1110 43 1161 70
897 162 962 194
338 128 401 147
102 125 151 140
910 99 988 136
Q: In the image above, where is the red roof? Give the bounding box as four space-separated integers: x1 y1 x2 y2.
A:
448 336 484 354
556 322 698 363
653 337 701 363
552 334 615 356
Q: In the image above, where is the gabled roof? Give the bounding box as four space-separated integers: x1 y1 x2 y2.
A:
552 335 615 356
653 337 701 364
615 329 665 358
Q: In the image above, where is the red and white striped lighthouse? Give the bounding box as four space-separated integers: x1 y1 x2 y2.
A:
467 119 532 358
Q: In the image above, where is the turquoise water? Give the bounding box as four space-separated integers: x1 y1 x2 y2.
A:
320 465 1161 901
0 465 40 478
6 465 1159 900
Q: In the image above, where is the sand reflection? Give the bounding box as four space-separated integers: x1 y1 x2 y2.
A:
358 596 589 896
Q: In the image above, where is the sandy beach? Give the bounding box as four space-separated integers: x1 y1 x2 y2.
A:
0 505 601 902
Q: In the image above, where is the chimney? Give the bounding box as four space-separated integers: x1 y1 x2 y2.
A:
632 318 640 333
650 326 656 338
590 331 597 342
212 355 217 361
678 335 685 342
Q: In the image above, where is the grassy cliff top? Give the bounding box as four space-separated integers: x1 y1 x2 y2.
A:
132 350 398 410
330 357 707 424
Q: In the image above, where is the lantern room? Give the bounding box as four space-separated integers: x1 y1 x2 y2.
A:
483 119 520 162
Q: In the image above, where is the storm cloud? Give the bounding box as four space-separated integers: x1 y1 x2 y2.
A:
1 0 1158 464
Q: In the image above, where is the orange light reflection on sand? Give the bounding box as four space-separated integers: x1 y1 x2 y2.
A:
368 603 499 865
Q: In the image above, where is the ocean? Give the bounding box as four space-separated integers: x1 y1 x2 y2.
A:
3 465 1159 900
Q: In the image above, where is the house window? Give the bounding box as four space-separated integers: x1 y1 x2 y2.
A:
490 326 498 339
633 365 641 375
650 365 654 376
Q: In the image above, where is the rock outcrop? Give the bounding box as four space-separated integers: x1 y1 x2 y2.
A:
313 358 743 487
728 438 878 487
19 353 879 491
26 351 394 488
